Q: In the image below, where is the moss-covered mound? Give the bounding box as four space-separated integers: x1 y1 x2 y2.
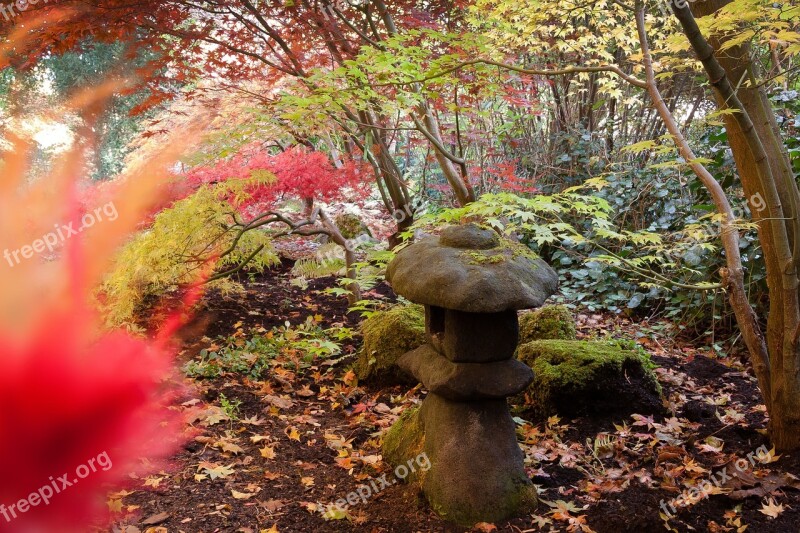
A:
518 305 577 343
516 340 663 417
335 213 372 240
353 304 425 385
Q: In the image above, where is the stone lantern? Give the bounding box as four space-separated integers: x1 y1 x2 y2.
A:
382 223 558 525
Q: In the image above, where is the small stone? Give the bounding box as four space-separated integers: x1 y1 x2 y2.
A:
439 224 500 249
398 344 534 400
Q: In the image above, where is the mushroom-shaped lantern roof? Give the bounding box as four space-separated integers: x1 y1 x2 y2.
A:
386 224 559 313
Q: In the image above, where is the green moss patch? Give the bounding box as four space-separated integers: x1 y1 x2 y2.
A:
335 213 371 239
518 305 577 343
459 240 540 266
381 406 425 485
353 304 425 385
516 339 663 417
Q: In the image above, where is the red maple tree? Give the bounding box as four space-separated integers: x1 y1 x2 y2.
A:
180 144 372 214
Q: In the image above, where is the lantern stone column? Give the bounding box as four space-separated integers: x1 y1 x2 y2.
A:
382 224 559 525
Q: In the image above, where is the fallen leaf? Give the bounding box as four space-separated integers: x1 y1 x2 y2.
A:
242 415 265 426
261 499 285 512
264 395 294 410
342 370 356 385
260 446 276 460
297 385 315 397
143 476 164 488
322 506 349 520
285 426 301 442
107 498 123 513
140 512 170 526
299 501 319 513
216 439 245 455
200 463 235 480
202 406 231 426
759 498 785 519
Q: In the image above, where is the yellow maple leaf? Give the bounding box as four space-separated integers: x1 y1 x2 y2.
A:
260 446 277 460
144 476 164 488
106 498 123 513
286 427 301 441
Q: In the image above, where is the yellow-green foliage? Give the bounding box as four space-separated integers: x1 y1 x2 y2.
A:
101 182 279 326
291 243 347 278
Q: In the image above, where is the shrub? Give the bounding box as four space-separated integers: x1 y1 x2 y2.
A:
101 182 279 326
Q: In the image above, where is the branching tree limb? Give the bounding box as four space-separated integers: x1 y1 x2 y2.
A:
634 0 772 407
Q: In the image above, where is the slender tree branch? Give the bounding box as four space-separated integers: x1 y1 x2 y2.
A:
636 0 772 398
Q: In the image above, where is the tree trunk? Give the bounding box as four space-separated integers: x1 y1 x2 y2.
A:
318 209 361 305
417 104 475 206
677 0 800 450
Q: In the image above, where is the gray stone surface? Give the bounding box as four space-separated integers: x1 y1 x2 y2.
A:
418 394 536 525
386 224 558 313
442 309 519 362
439 224 500 249
398 344 534 400
425 305 446 354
